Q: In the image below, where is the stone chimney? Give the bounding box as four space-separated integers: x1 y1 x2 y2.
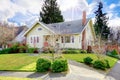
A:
82 10 86 26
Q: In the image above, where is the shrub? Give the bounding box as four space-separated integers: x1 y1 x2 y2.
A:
18 46 27 53
52 58 68 72
62 49 80 54
27 48 37 53
111 49 118 55
83 57 93 65
80 50 87 53
105 60 110 68
106 51 120 59
0 48 12 54
36 58 51 72
33 48 39 53
93 59 110 70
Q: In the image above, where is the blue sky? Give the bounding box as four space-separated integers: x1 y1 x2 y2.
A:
0 0 120 27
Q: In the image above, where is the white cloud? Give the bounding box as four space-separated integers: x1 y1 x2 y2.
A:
87 1 97 17
59 0 89 21
12 0 43 14
108 17 120 27
0 0 89 25
0 0 26 21
57 0 79 11
109 4 116 9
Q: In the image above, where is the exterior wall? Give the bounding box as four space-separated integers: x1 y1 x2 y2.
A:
85 20 94 47
26 23 53 48
59 34 82 49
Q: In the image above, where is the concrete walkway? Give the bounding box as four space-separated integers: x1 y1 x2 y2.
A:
105 60 120 80
0 60 106 80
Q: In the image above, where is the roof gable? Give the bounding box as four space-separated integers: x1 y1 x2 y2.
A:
24 21 55 36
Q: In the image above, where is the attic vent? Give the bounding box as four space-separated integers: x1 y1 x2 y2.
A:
67 24 71 26
38 28 42 31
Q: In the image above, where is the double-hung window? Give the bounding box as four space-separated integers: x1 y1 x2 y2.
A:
30 36 39 43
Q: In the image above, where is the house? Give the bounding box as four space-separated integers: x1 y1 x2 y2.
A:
24 11 96 50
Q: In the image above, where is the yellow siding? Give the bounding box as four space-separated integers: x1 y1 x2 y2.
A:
85 20 94 46
26 23 53 48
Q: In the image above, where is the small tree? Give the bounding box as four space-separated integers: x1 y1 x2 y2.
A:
40 0 64 24
0 23 16 48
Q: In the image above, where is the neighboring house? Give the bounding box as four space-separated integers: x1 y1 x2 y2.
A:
12 26 28 43
24 11 96 50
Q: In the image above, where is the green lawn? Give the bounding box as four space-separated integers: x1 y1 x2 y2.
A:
0 76 33 80
0 53 118 71
63 54 118 68
0 54 40 71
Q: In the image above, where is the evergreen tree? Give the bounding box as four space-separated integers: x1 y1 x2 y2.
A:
40 0 64 24
94 2 110 39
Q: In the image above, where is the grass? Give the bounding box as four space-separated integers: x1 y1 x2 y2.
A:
0 53 53 71
0 54 40 71
0 76 33 80
0 53 118 71
20 62 36 71
63 54 118 68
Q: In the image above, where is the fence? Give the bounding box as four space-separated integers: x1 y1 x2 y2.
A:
92 45 120 54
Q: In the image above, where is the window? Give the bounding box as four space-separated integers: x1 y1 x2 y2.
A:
34 37 36 43
65 36 71 43
31 37 33 43
71 36 74 43
30 36 39 43
37 37 39 43
61 36 64 43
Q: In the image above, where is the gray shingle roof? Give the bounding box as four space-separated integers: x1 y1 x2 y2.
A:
45 18 90 34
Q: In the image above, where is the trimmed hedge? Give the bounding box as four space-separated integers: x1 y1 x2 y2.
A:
62 49 80 54
93 59 110 70
52 58 68 72
62 49 88 54
83 57 93 65
36 58 51 72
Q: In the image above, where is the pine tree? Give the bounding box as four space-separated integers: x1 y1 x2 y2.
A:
40 0 64 24
94 2 110 39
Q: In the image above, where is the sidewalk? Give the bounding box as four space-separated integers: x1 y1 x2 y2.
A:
0 60 106 80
